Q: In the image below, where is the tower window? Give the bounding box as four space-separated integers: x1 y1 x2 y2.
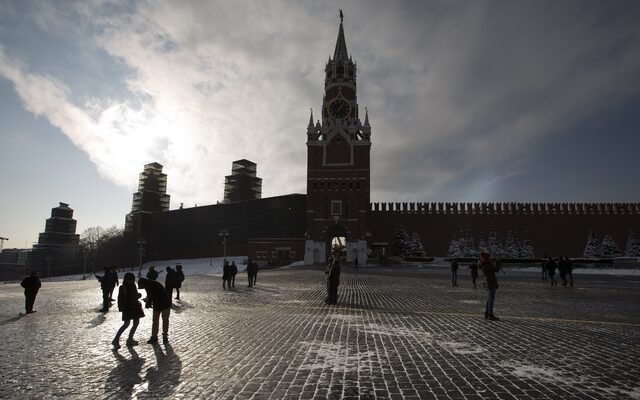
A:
331 200 342 216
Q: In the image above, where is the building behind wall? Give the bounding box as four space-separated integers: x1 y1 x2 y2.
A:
125 162 171 233
30 202 81 276
223 159 262 203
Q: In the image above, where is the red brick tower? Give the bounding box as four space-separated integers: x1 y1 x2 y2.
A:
304 12 372 264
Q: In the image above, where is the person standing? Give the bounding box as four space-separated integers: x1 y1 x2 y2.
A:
480 252 501 320
558 257 568 286
469 262 479 289
137 277 172 344
164 266 177 300
565 257 574 287
146 266 159 281
230 261 238 288
108 267 119 301
325 257 341 305
174 264 185 300
247 259 256 287
222 261 231 290
450 259 459 286
96 267 111 312
21 271 41 314
546 257 558 287
112 273 145 349
354 256 358 272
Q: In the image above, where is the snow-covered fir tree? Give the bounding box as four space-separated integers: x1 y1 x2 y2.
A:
407 232 426 257
625 230 640 257
600 234 622 258
503 230 519 258
486 225 503 258
447 232 461 258
463 227 477 258
582 230 601 258
394 224 411 257
477 230 488 254
520 230 535 259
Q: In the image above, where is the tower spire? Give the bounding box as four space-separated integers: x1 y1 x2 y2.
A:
333 10 348 61
364 107 370 127
308 108 314 127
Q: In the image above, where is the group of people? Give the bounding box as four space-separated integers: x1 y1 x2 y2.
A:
542 256 574 287
222 260 259 289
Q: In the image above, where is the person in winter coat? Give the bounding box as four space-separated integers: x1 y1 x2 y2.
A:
479 252 501 320
558 257 568 286
137 277 172 344
21 271 41 314
174 264 185 300
247 259 258 287
469 262 479 288
325 257 341 305
230 261 238 288
146 266 159 280
112 273 145 349
546 257 558 287
565 257 574 287
222 261 232 289
108 267 120 301
450 259 459 286
165 267 177 299
96 267 112 312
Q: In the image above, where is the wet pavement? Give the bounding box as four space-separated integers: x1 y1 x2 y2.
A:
1 266 639 399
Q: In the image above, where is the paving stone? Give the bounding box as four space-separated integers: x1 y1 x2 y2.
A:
0 266 639 399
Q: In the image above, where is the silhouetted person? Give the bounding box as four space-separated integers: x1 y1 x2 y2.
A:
450 259 459 286
480 252 500 320
175 264 185 300
165 266 177 300
354 256 358 271
112 273 145 349
558 257 568 286
96 267 112 312
541 253 548 281
565 257 574 287
325 257 341 305
230 261 238 288
247 259 258 287
469 262 479 288
222 261 232 290
108 267 120 301
146 266 159 281
546 257 558 287
21 271 41 314
138 278 172 344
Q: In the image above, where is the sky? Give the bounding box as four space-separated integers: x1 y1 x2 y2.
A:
1 0 640 249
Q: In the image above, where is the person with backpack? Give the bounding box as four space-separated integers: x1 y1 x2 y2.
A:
479 252 501 321
112 273 145 349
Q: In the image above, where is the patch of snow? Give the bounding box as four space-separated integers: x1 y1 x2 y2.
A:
499 360 571 384
298 340 376 372
439 341 486 354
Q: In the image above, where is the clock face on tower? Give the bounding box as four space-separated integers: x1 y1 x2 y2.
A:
328 98 351 119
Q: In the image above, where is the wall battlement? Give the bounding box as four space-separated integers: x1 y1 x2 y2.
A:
370 202 640 215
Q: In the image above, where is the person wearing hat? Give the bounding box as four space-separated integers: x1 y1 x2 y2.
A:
112 272 145 349
479 252 501 320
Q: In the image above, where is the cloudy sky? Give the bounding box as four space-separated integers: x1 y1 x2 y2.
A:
1 0 640 248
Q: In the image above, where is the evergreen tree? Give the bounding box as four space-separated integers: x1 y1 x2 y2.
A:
447 232 460 258
477 230 488 254
520 230 535 259
600 234 622 258
408 232 426 257
463 227 477 258
394 224 410 258
583 230 601 258
487 225 503 258
503 230 519 258
625 230 640 257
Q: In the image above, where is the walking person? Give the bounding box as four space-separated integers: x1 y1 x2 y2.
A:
558 257 568 286
174 264 185 300
469 262 479 289
21 271 41 314
325 257 341 305
450 258 459 286
137 277 172 344
546 257 558 287
112 273 145 349
230 261 238 288
565 257 574 287
479 252 501 320
247 258 256 287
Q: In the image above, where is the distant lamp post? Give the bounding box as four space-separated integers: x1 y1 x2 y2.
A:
137 239 147 278
219 229 230 263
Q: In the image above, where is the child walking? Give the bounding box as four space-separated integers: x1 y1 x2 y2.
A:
112 273 145 349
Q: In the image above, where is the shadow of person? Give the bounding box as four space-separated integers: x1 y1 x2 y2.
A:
86 313 107 329
171 300 193 314
142 342 182 398
0 315 26 327
105 347 144 399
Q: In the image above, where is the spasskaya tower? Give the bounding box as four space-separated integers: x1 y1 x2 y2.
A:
304 11 371 265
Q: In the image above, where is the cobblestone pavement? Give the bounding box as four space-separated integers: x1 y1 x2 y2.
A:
1 266 639 399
